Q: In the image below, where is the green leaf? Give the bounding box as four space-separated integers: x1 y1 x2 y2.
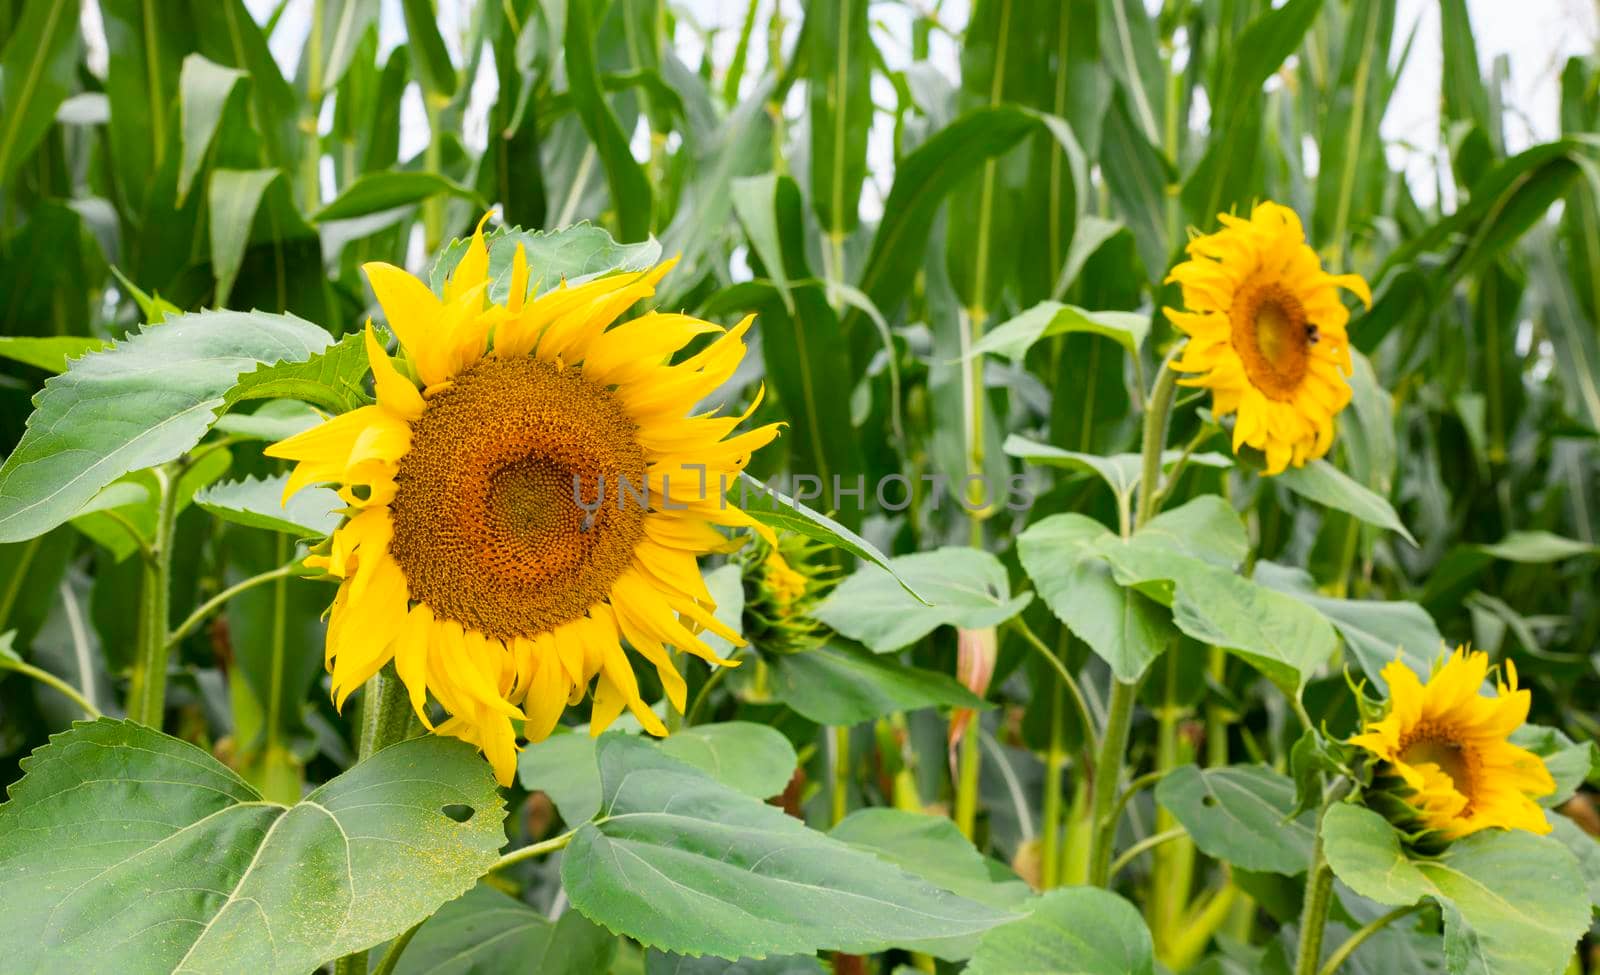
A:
516 732 606 823
0 719 506 974
1510 725 1599 808
565 0 653 240
394 885 617 975
518 723 800 825
735 474 924 602
646 954 824 975
312 0 379 96
400 0 458 100
1477 530 1600 562
966 887 1155 975
193 474 342 537
70 447 232 561
176 54 247 203
970 301 1149 363
1094 501 1337 691
0 0 82 188
1549 818 1600 912
208 168 282 306
213 400 323 442
849 105 1043 330
0 336 109 373
315 171 484 222
561 734 1016 958
816 547 1032 652
1005 436 1231 515
0 310 336 543
427 223 662 304
831 808 1031 959
1018 513 1173 682
1155 765 1316 875
223 329 371 415
1253 562 1443 690
804 0 871 237
1322 803 1589 975
769 642 986 726
1273 459 1417 546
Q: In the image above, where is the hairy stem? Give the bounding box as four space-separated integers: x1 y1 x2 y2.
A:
127 467 177 727
1294 780 1355 975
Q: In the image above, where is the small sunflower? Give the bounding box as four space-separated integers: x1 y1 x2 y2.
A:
266 217 779 785
1165 201 1372 474
1351 649 1555 839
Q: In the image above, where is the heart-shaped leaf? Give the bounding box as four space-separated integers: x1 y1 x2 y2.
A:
1322 803 1588 975
561 734 1016 958
0 719 506 975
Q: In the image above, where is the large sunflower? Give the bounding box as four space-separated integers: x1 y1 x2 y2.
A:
1165 202 1371 474
1351 649 1555 838
266 218 779 785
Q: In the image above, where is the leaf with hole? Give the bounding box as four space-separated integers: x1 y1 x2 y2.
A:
0 719 505 975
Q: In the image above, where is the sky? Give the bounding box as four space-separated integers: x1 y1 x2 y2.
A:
144 0 1600 216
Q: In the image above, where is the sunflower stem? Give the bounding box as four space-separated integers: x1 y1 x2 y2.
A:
1088 677 1139 886
1091 353 1182 886
356 665 416 762
1294 779 1355 975
128 466 177 728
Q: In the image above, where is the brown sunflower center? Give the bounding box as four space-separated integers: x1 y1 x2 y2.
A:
1231 281 1311 401
1399 725 1479 806
389 354 646 640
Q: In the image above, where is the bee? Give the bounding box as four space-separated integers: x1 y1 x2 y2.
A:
1305 324 1319 345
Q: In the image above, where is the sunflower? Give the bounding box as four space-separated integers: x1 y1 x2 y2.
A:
266 217 779 785
1350 648 1555 838
1165 201 1372 474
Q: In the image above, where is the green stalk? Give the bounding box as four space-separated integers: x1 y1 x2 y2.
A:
1293 780 1355 975
299 0 325 214
127 467 177 728
1150 650 1196 956
1040 681 1066 889
1060 778 1093 886
831 724 851 826
1089 357 1181 886
953 717 982 839
1088 677 1138 886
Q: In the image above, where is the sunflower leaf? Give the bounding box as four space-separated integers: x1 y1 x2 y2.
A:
736 473 927 603
1018 513 1174 683
193 474 342 538
427 222 662 303
562 733 1017 958
0 719 506 975
517 723 800 825
0 310 338 544
392 885 616 975
815 547 1030 651
1271 458 1417 546
965 887 1156 975
1154 764 1317 875
768 641 986 725
1322 803 1588 975
968 301 1149 363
